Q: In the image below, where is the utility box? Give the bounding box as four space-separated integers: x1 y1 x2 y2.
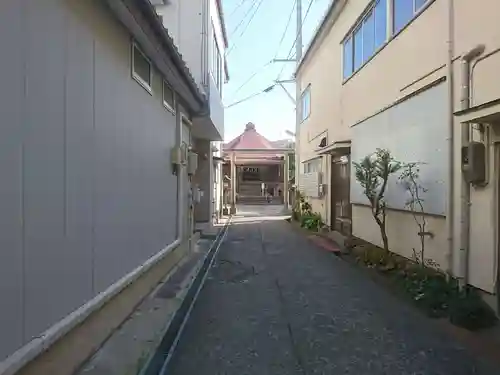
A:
170 146 182 166
462 141 486 185
187 151 198 175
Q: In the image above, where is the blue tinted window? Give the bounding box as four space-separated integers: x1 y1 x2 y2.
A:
415 0 427 11
301 87 310 121
343 36 353 79
374 0 387 48
353 26 363 70
394 0 414 33
363 11 375 59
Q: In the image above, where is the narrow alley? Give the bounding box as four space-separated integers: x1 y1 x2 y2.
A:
164 209 500 375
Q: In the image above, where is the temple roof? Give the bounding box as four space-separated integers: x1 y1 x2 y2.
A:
223 122 274 150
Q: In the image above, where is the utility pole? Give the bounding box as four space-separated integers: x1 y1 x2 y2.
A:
294 0 303 202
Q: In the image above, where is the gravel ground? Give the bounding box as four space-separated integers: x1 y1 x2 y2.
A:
165 219 500 375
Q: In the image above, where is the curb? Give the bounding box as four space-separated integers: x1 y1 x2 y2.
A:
141 219 231 375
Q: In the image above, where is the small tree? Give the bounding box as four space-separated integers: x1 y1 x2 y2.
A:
398 162 436 268
353 149 401 253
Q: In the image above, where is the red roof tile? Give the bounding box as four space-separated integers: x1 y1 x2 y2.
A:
224 123 274 150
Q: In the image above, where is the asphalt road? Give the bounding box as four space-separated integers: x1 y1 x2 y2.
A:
165 217 499 375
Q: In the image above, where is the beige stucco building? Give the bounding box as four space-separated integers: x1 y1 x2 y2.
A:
296 0 500 311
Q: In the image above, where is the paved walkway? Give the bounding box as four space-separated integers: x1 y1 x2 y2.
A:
166 217 499 375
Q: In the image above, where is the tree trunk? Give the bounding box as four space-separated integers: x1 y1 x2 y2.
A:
373 213 390 254
379 223 389 253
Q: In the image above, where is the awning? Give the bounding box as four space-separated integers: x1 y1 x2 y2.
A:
315 140 351 155
454 98 500 124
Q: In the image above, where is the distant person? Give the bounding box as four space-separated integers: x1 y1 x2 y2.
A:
267 187 274 203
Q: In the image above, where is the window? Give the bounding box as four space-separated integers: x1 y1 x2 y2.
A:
342 0 388 80
163 81 175 113
304 158 322 173
362 11 375 61
212 27 223 95
132 43 152 91
301 86 311 122
374 0 387 48
394 0 429 34
342 0 430 79
353 26 363 71
343 37 353 79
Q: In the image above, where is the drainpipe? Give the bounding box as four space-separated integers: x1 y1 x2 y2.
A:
445 0 454 277
200 0 209 90
458 44 485 286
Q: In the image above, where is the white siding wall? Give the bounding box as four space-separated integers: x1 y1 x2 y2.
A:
0 0 180 360
156 0 204 88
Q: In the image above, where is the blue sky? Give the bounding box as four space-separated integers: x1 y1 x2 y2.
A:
222 0 331 142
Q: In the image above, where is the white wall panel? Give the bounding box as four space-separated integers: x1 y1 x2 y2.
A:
350 83 448 216
0 0 180 361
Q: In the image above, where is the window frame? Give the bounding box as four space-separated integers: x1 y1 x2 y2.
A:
300 85 311 123
162 80 176 114
211 25 223 96
341 0 386 82
303 158 322 174
393 0 430 35
341 0 433 82
131 41 153 94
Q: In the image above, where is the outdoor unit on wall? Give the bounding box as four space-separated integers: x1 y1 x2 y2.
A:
461 141 486 185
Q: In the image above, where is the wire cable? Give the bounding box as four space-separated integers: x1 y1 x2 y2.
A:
285 0 315 61
228 60 274 101
276 0 314 80
227 0 266 56
229 0 250 17
225 86 273 109
274 0 297 60
229 0 258 37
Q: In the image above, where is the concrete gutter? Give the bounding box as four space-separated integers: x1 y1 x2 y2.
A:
142 219 231 375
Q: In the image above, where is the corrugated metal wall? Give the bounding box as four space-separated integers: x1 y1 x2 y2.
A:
0 0 179 360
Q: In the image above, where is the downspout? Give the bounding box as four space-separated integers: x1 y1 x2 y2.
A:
201 0 210 91
458 44 485 286
445 0 454 277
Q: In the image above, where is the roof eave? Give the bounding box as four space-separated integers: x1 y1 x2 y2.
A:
105 0 207 112
295 0 346 77
215 0 230 48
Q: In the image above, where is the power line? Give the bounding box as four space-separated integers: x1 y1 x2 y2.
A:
229 60 273 101
285 0 314 61
274 0 297 59
227 0 265 56
229 0 259 37
276 0 313 80
229 0 250 17
225 84 275 109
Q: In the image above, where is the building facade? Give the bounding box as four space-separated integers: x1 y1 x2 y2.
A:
296 0 500 311
154 0 229 226
0 1 216 374
222 123 293 208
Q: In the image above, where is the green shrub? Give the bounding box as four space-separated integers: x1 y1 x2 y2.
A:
401 270 454 318
300 213 322 231
448 287 498 330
